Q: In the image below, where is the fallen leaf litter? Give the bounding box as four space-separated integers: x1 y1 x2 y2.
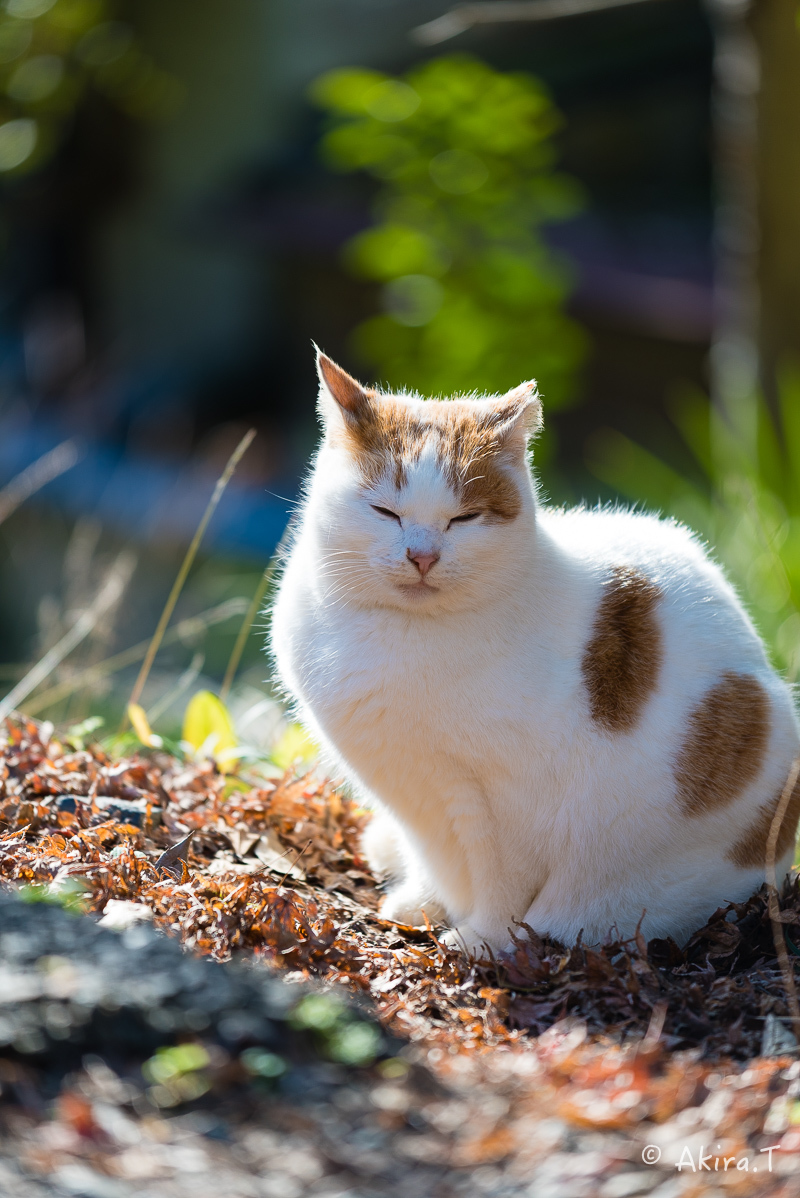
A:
1 715 800 1196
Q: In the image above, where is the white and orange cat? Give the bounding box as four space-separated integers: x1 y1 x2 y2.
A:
271 350 800 953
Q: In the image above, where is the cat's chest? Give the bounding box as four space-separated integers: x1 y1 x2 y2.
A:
307 608 498 701
297 606 564 769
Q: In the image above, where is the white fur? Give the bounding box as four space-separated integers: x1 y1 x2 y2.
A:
271 377 800 954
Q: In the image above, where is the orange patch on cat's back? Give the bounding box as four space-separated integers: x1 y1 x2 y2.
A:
727 770 800 868
581 566 663 732
675 673 770 817
343 396 522 522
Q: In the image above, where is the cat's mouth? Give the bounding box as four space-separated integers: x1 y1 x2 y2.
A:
398 580 439 597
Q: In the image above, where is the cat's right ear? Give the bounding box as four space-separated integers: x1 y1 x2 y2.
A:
315 348 372 430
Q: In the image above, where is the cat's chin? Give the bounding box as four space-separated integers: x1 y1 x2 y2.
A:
396 582 440 601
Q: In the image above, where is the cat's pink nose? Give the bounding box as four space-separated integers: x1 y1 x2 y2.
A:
407 548 440 577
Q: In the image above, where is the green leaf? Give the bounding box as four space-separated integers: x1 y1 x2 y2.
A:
65 715 104 749
271 722 318 772
343 224 449 281
222 776 251 800
19 877 88 912
182 690 238 773
309 67 387 114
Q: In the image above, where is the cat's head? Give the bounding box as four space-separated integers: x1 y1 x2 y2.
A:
306 350 542 613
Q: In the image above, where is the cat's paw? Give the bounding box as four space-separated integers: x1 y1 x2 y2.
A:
380 887 444 927
440 924 492 959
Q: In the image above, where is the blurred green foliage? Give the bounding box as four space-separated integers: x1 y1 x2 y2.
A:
142 1042 211 1107
290 992 383 1066
311 55 586 408
589 378 800 678
19 874 88 910
239 1047 288 1081
0 0 179 176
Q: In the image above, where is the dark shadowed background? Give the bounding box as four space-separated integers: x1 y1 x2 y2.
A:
0 0 798 736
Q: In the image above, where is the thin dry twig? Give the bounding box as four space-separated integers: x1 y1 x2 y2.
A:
0 440 82 527
765 757 800 1035
24 598 247 716
413 0 663 44
219 517 295 702
126 429 257 716
0 551 137 723
276 838 314 888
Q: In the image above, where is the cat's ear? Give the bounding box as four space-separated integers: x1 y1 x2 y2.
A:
315 348 372 428
490 380 543 451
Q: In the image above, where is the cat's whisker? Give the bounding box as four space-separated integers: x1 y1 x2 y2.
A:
319 575 361 604
319 584 356 604
321 580 358 599
321 583 358 610
320 564 358 577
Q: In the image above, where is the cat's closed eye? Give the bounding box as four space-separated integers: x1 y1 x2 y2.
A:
371 505 401 523
448 512 481 528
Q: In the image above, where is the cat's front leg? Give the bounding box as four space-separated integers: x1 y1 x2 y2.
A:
363 808 447 926
361 806 406 881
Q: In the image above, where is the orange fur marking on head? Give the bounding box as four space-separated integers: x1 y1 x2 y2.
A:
582 566 663 732
675 673 770 818
334 394 532 520
317 353 539 519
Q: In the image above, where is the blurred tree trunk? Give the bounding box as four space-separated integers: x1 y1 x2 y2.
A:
707 0 800 410
415 0 800 399
748 0 800 391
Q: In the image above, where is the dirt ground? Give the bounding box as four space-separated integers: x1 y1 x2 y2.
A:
1 716 800 1196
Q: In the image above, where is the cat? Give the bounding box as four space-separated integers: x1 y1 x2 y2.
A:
271 349 800 954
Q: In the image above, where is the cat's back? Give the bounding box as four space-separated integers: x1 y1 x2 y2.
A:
540 503 796 751
541 502 761 660
541 503 715 585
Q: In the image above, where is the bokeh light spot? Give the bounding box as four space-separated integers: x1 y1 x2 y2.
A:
364 80 420 123
0 118 37 170
0 19 32 63
4 0 55 16
76 21 133 67
7 55 63 103
382 275 444 327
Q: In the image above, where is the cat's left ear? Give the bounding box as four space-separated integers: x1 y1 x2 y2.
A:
490 380 543 450
315 348 373 429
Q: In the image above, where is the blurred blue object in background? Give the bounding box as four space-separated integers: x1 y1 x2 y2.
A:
0 414 292 559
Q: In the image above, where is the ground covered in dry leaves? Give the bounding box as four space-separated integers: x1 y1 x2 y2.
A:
1 716 800 1196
